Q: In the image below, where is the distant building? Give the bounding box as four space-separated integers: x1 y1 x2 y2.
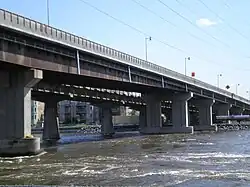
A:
31 101 44 126
58 101 99 125
31 100 129 126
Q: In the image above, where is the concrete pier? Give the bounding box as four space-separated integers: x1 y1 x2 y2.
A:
139 107 146 130
0 69 42 156
140 94 163 134
230 107 244 115
43 100 60 142
193 99 217 131
171 92 193 133
145 94 162 128
141 92 193 134
100 104 114 138
216 103 232 116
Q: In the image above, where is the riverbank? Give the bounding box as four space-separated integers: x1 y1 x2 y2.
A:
32 124 139 134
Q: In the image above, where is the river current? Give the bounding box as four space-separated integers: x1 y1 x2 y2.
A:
1 131 250 186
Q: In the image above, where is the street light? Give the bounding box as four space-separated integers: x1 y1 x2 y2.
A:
185 57 190 76
217 74 222 88
145 36 151 61
247 90 250 100
46 0 50 25
236 83 240 95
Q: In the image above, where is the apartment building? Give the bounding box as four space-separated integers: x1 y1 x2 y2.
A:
31 101 44 126
58 101 99 125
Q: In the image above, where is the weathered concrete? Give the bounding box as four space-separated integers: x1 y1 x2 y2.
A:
141 93 193 134
230 107 244 115
144 94 162 128
243 109 250 115
139 107 146 130
100 104 114 138
0 138 41 157
43 100 60 142
216 103 232 116
215 103 232 124
0 69 42 156
193 99 217 132
171 92 194 133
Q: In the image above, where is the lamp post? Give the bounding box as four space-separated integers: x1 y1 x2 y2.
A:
46 0 50 25
236 83 240 95
217 74 222 88
145 36 151 61
247 90 250 100
185 57 190 76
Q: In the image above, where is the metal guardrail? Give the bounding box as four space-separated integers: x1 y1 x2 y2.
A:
0 9 249 105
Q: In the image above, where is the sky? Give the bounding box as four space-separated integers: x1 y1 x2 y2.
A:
1 0 250 98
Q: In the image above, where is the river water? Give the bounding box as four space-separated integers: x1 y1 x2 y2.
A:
1 130 250 186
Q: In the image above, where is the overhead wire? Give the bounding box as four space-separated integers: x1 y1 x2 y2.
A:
161 0 250 59
131 0 215 47
75 0 250 71
132 0 250 61
198 0 250 43
156 0 230 48
76 0 185 53
221 0 250 30
175 0 227 33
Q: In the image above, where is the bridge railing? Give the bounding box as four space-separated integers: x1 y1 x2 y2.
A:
0 9 249 104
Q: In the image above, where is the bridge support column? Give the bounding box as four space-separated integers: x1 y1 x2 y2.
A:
171 92 194 133
139 107 146 131
145 94 162 128
140 94 163 134
216 103 231 116
100 104 114 138
193 99 217 131
230 107 244 115
43 100 60 143
0 69 42 156
215 103 232 124
243 109 250 115
141 93 193 134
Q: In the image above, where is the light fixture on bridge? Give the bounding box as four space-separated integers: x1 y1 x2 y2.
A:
185 57 191 76
217 74 222 88
236 84 240 95
145 36 152 61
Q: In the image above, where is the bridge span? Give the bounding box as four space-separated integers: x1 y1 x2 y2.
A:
0 9 250 156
